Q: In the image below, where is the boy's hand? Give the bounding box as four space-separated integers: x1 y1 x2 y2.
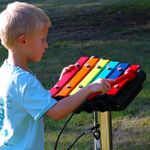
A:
59 64 76 80
88 79 114 95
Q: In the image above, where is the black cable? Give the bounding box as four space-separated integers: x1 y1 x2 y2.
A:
54 100 87 150
67 124 100 150
66 130 86 150
54 112 75 150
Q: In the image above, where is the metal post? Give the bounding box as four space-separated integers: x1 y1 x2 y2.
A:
93 111 99 150
99 111 112 150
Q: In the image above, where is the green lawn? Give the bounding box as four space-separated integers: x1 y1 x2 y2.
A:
0 0 150 149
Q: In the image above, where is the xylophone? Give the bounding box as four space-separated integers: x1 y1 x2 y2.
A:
50 56 146 113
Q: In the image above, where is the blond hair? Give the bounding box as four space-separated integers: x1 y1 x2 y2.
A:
0 1 51 49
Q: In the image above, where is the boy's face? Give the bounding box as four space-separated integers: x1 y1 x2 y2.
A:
25 26 49 62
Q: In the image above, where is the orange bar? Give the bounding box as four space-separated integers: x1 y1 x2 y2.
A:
56 56 99 97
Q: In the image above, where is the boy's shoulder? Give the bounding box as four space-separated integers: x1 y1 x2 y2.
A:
0 60 35 85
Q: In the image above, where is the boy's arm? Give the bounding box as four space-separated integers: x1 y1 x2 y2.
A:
46 79 112 120
46 85 91 120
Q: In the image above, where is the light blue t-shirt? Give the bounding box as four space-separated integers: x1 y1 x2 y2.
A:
0 60 57 150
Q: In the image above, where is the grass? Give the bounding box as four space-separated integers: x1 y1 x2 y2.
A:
0 0 150 149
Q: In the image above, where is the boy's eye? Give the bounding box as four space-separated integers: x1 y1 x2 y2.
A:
41 38 46 42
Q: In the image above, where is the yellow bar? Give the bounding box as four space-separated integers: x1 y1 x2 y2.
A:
99 111 112 150
70 59 109 95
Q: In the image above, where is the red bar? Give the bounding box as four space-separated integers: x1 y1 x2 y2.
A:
107 64 140 96
50 56 89 97
88 64 140 100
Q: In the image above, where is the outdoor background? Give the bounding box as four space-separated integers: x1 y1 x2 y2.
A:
0 0 150 150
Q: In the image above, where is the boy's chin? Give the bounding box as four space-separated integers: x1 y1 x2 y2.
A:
34 59 41 62
29 58 42 63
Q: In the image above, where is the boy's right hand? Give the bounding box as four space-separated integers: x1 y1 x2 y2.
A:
88 79 114 95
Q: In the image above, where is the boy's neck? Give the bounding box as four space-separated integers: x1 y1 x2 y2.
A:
7 50 29 71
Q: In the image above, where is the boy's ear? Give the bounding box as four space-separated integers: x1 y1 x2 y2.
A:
17 34 27 45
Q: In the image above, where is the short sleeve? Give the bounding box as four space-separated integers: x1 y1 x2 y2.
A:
15 72 57 121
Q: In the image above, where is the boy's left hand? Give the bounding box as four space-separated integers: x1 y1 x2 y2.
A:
59 64 76 80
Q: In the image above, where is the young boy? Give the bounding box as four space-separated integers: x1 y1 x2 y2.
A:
0 2 111 149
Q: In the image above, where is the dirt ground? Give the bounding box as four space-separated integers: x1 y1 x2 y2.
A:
47 6 150 43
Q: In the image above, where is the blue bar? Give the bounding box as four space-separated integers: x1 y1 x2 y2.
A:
94 61 119 80
108 63 130 79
